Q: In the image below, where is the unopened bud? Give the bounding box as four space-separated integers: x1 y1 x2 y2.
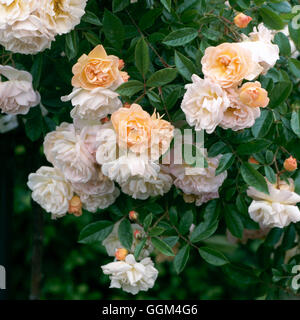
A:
115 248 128 261
68 195 82 217
123 102 131 109
248 156 259 165
134 229 142 240
101 116 109 124
121 71 130 82
234 13 252 28
284 156 297 172
129 210 138 221
118 59 125 70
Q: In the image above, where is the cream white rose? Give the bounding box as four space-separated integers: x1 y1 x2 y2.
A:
41 0 87 35
0 14 54 54
61 87 122 128
0 65 40 115
247 179 300 228
44 122 96 183
239 23 279 74
120 170 173 200
27 166 73 219
181 75 230 134
168 150 227 205
101 254 158 295
0 0 36 27
101 153 161 185
80 187 120 213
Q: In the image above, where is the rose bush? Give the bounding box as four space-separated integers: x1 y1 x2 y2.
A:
2 0 300 299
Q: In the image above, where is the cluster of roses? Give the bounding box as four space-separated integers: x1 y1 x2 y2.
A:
0 0 87 54
180 22 300 231
181 23 279 134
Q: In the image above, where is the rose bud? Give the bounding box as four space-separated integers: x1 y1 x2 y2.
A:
284 156 297 172
121 71 130 82
115 248 128 261
123 102 131 109
68 195 82 217
234 13 252 29
101 116 109 124
134 229 142 240
239 82 269 108
248 156 259 165
118 59 125 70
129 210 138 221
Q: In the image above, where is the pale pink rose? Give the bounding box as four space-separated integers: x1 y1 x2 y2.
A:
220 87 261 131
71 167 115 196
168 150 227 204
43 122 96 183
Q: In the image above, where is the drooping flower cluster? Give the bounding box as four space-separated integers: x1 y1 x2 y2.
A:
247 179 300 228
0 65 40 115
181 23 279 133
0 0 87 54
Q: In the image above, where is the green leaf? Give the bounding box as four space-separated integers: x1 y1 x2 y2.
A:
274 32 291 56
149 227 165 236
179 210 193 235
143 213 153 231
174 245 190 274
288 58 300 78
163 236 179 248
224 205 244 239
82 11 102 26
84 32 100 46
208 141 229 157
146 68 177 87
259 7 285 30
152 237 175 256
251 109 273 138
162 28 198 47
269 81 292 108
190 219 218 243
265 228 283 247
78 221 113 244
237 139 272 155
116 80 144 96
215 153 235 175
118 219 133 250
139 8 162 30
65 30 78 60
240 163 269 194
135 37 150 77
198 247 229 266
103 9 124 50
291 110 300 138
223 264 259 285
30 54 43 90
160 0 171 12
134 238 147 260
112 0 130 12
25 108 43 142
169 206 178 225
174 51 196 81
289 21 300 51
264 166 277 184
